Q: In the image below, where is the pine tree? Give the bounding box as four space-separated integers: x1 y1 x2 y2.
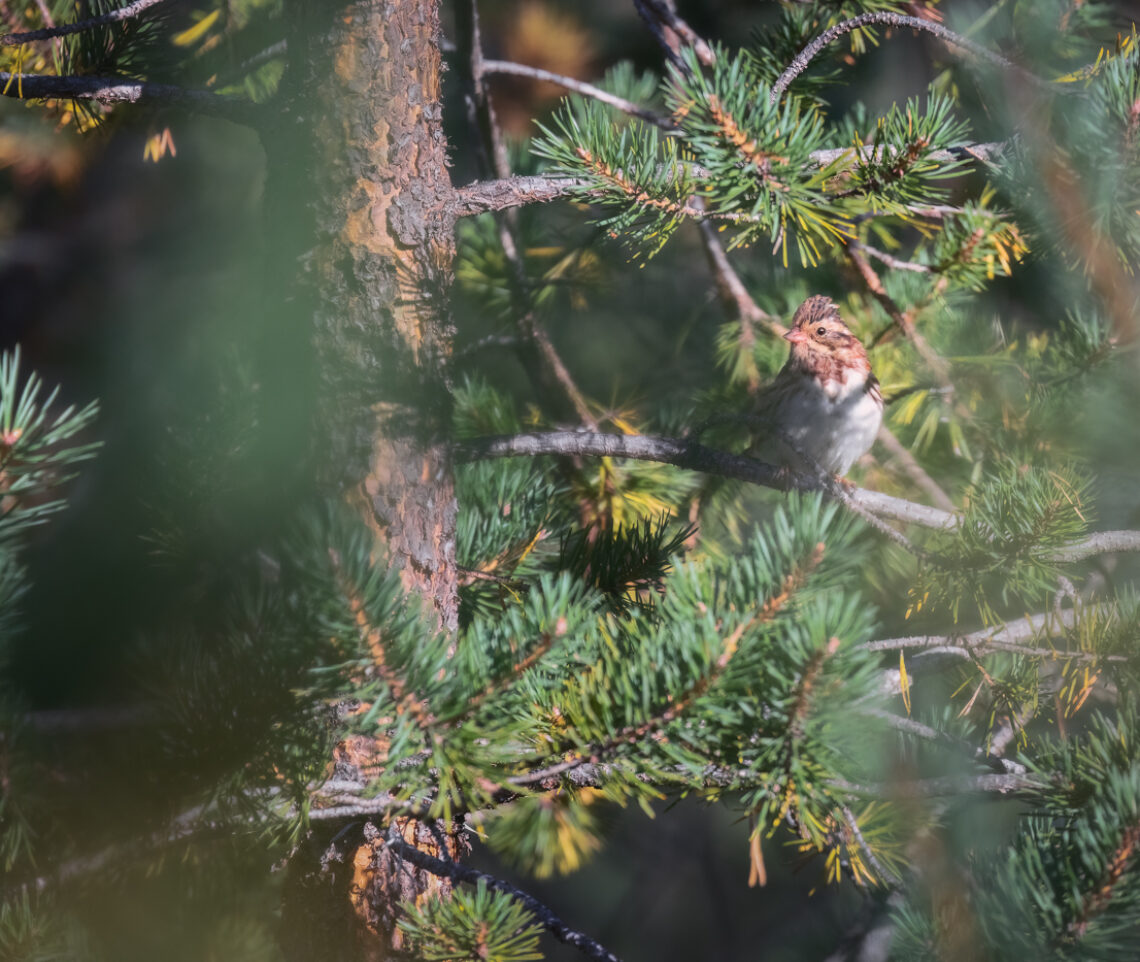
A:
3 2 1140 961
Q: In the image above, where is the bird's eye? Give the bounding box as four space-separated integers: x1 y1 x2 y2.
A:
816 326 827 336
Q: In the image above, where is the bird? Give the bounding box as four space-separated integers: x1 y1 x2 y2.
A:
749 295 883 477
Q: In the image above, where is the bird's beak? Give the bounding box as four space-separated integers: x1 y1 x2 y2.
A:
783 328 807 344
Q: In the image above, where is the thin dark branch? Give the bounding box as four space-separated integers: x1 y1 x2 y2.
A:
690 207 786 542
25 706 154 733
455 1 508 181
455 333 521 358
0 71 254 120
385 824 625 962
632 0 715 69
457 6 599 431
481 59 672 129
29 0 59 58
2 0 170 44
769 11 1062 104
240 39 287 72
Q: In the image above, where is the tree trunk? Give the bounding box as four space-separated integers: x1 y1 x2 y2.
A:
264 1 458 956
266 0 458 629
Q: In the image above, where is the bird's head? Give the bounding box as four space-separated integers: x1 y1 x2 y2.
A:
783 296 870 376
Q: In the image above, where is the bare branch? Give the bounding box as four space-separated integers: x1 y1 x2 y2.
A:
769 11 1063 104
0 71 253 121
811 142 1008 168
1048 530 1140 563
874 424 955 513
860 243 932 274
481 59 672 129
455 333 521 358
385 824 625 962
883 772 1048 797
452 174 589 216
455 429 954 528
845 242 953 383
2 0 170 45
859 608 1127 663
696 217 786 341
863 708 1027 775
455 430 1140 562
308 791 429 822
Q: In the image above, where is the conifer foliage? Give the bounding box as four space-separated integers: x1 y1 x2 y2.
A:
3 1 1140 961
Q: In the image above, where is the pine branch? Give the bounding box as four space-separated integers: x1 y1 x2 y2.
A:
452 144 1006 216
769 11 1063 105
840 805 901 887
385 823 625 962
1 0 170 45
450 623 559 723
512 544 824 787
1067 818 1140 939
329 549 434 729
0 71 254 120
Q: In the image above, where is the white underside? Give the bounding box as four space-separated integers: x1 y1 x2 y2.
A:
753 369 882 476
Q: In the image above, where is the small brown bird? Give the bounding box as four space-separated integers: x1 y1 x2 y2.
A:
750 295 883 476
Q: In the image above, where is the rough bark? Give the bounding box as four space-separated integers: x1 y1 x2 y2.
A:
267 0 458 631
264 2 459 957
